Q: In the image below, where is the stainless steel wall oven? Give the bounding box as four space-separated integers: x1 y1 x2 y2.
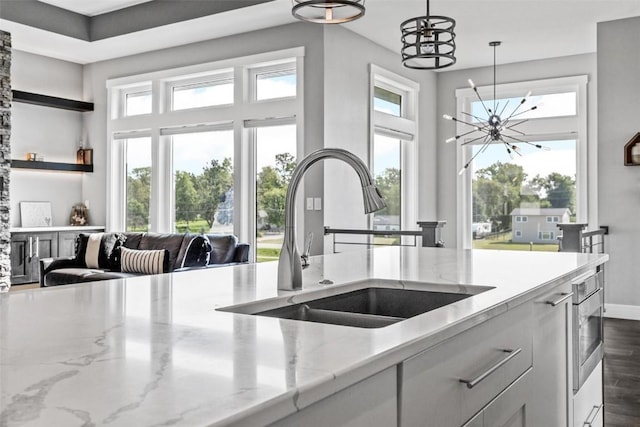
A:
572 268 604 391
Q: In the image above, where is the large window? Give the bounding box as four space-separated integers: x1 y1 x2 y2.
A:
455 76 587 251
370 66 418 243
108 49 303 261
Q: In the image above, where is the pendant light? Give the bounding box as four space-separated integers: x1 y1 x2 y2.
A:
292 0 365 24
400 0 456 69
443 41 547 175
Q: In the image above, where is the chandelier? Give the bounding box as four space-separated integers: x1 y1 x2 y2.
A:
400 0 456 69
444 41 547 175
291 0 365 24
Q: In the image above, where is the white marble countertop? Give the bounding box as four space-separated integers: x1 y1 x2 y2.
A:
0 247 608 426
10 225 105 233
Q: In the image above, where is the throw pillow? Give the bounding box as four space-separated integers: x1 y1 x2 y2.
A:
120 247 169 275
181 234 213 268
75 232 126 270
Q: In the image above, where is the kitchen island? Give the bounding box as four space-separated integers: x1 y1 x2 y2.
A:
0 247 607 426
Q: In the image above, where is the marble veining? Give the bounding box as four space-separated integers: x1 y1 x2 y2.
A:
0 247 607 426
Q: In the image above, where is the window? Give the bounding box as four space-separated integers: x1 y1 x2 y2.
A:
515 216 528 223
538 231 555 240
125 136 152 231
254 124 297 262
515 230 522 238
250 60 297 101
108 49 303 258
457 76 587 251
171 74 234 110
125 90 152 116
370 65 418 243
170 128 234 233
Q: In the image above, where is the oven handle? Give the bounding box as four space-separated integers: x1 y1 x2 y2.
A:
584 404 603 426
459 348 522 389
546 292 574 307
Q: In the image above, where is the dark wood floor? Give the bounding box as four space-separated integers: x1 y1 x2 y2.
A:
604 318 640 426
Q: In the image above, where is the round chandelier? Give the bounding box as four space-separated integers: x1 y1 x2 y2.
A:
291 0 365 24
400 0 456 70
444 41 547 175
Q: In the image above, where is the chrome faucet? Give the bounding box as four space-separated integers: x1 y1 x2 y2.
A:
277 148 387 291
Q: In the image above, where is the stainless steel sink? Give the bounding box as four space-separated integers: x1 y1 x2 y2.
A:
219 280 493 329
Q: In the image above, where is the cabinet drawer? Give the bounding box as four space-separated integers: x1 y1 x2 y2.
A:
400 302 533 427
573 360 603 427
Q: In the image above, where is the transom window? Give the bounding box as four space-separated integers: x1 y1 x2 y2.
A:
170 72 234 111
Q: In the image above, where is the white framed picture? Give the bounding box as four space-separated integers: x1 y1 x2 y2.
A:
20 201 53 227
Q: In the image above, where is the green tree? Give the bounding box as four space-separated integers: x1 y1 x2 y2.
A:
473 162 527 230
374 167 401 217
256 152 297 229
197 158 233 228
531 172 576 213
175 171 198 228
126 166 151 231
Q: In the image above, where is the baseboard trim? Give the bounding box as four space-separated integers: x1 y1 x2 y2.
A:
605 303 640 321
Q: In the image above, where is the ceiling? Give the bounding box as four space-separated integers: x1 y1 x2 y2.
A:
38 0 153 16
2 0 640 69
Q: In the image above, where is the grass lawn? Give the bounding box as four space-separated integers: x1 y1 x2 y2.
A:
174 220 210 233
257 247 280 262
473 233 559 252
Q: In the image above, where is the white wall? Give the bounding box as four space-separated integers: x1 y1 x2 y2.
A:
436 53 598 248
10 50 85 227
597 17 640 318
322 26 438 253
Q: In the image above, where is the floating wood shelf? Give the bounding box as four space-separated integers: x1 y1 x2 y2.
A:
11 160 93 173
12 90 94 112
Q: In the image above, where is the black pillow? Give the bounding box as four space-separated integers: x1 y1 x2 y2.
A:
181 235 213 268
75 232 126 270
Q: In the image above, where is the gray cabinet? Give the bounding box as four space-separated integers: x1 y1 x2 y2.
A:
531 281 573 426
399 302 534 427
270 366 397 427
463 369 533 427
10 227 104 284
10 232 58 284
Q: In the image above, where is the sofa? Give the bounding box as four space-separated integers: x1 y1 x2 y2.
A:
40 232 250 287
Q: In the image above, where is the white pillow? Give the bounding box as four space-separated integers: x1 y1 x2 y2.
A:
120 247 168 275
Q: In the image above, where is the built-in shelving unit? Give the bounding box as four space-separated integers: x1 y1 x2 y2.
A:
11 160 93 173
12 90 94 112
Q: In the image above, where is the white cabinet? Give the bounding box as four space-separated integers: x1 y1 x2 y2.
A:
573 361 603 427
399 302 533 427
270 366 397 427
530 280 573 426
463 368 533 427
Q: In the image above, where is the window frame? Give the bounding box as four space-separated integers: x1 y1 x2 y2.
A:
369 65 419 241
455 75 588 249
106 48 304 253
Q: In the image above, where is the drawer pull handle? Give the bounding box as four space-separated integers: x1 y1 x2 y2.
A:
584 404 603 426
459 348 522 389
546 292 574 307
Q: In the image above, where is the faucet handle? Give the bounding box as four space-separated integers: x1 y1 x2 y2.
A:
301 232 314 268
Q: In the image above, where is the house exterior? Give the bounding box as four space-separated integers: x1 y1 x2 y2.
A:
510 208 571 244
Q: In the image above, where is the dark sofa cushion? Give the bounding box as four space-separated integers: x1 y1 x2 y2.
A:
180 235 213 268
205 234 239 264
138 233 190 271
